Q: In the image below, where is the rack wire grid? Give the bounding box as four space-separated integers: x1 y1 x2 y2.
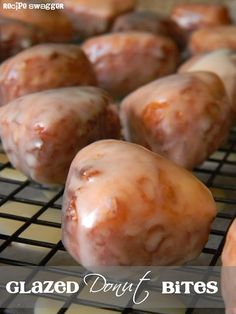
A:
0 126 235 314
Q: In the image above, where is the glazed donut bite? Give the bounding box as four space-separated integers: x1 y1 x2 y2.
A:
0 0 74 42
222 219 236 313
171 3 231 33
112 11 168 35
0 17 46 62
0 44 97 106
111 11 186 50
62 140 216 267
0 87 120 184
82 32 179 97
189 26 236 55
60 0 135 38
121 72 231 170
179 49 236 117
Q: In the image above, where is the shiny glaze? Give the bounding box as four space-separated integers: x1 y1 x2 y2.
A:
121 72 231 169
0 87 120 184
179 49 236 117
0 44 97 106
62 140 216 267
82 31 179 97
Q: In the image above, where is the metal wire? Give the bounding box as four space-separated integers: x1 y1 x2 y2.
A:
0 128 235 314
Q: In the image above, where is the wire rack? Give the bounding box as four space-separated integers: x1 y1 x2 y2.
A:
0 126 235 314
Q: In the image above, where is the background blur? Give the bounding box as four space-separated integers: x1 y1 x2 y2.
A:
137 0 236 21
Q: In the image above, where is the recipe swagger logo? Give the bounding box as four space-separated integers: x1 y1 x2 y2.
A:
2 1 64 10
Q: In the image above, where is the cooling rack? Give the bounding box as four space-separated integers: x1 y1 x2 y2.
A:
0 127 235 314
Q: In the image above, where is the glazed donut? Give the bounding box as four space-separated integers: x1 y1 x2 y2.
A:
112 11 168 35
0 87 120 184
62 139 216 267
121 71 231 169
82 32 179 97
189 26 236 55
60 0 135 38
0 0 74 42
0 17 46 62
111 11 186 49
171 3 231 33
0 43 97 106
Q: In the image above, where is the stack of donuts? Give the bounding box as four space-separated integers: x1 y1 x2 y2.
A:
0 3 235 307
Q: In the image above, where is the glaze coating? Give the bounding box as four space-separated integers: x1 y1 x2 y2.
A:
121 72 231 169
82 32 179 97
62 140 216 267
0 87 120 184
